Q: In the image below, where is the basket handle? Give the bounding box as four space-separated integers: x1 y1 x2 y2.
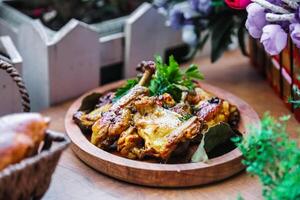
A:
42 130 70 151
0 58 31 112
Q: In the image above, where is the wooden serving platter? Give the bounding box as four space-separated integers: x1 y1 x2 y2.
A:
65 80 260 187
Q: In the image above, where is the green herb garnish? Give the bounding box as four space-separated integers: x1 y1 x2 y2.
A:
114 79 139 101
233 113 300 200
113 55 204 102
149 55 204 101
179 114 193 121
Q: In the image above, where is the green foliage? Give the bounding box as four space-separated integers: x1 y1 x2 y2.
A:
113 56 203 102
163 2 248 62
211 0 225 7
179 114 193 121
233 113 300 200
208 10 247 62
289 85 300 109
114 79 139 100
149 56 204 101
191 122 238 163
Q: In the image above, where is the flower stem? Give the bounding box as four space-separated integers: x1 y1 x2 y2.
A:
266 13 295 22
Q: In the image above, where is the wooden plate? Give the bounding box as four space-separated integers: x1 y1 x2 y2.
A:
65 81 260 187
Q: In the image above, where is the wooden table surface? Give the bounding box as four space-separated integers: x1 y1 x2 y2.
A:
41 50 299 200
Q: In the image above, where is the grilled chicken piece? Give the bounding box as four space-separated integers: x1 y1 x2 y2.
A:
91 61 156 149
74 60 240 161
73 104 112 131
73 92 115 131
192 88 240 130
96 92 115 108
156 93 176 108
91 86 148 149
117 126 143 159
117 96 201 160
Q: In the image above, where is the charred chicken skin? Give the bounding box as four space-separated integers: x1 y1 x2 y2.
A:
117 96 201 160
73 61 240 161
90 62 155 149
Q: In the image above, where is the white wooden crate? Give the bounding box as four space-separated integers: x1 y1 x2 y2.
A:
0 2 194 110
0 3 101 111
0 35 23 116
18 20 101 111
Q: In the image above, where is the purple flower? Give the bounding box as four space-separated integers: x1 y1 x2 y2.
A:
168 3 197 29
189 0 212 15
245 3 267 39
290 23 300 48
169 7 186 29
260 24 287 55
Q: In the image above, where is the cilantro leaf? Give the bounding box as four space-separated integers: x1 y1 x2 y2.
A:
114 79 138 101
149 55 204 101
185 64 205 80
113 55 204 102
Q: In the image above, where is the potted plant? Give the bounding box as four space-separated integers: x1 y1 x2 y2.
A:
152 0 249 62
242 0 300 121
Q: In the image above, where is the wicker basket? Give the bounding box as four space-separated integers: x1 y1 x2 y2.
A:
0 57 70 200
0 131 70 200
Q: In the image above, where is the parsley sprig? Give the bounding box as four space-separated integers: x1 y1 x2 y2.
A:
114 55 204 101
233 113 300 200
114 79 139 101
149 56 204 101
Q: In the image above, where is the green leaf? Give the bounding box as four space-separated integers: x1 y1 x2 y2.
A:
238 23 248 56
237 193 245 200
185 64 204 80
191 122 239 163
203 122 238 152
210 14 234 62
79 93 102 112
149 55 204 101
114 79 139 100
198 33 210 50
191 135 208 163
166 56 182 82
179 113 193 121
